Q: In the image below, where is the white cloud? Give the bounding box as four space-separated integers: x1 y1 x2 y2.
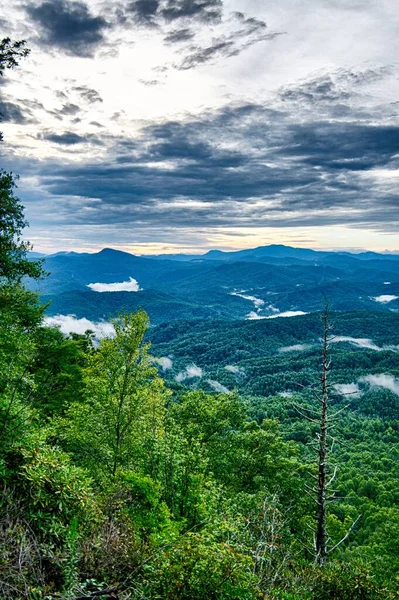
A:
225 365 245 375
207 380 231 394
246 311 267 320
186 364 203 378
384 282 391 285
266 311 308 319
360 374 399 396
279 343 313 353
231 291 265 309
278 391 293 398
334 382 362 398
247 309 308 320
44 314 114 339
330 336 399 353
330 336 381 351
155 356 173 370
176 363 203 382
266 304 281 314
372 295 398 304
87 277 141 292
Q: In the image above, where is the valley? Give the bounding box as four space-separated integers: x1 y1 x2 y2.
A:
30 245 399 326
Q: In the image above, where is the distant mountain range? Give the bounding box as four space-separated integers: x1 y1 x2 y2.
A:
28 245 399 325
143 244 399 263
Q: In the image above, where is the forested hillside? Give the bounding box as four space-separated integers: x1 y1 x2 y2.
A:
1 168 399 599
28 246 399 325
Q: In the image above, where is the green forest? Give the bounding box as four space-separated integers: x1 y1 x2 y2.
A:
1 167 399 599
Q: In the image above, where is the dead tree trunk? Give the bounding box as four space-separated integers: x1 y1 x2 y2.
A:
295 301 360 566
315 307 332 566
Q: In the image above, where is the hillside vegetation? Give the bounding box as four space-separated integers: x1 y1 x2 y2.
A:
29 245 399 324
1 174 399 599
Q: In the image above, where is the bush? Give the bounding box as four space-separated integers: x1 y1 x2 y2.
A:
18 443 100 542
141 530 259 600
310 562 388 600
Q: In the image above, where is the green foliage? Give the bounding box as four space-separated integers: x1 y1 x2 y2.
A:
31 325 91 417
0 189 397 598
57 311 169 480
170 391 299 495
0 172 44 284
17 443 99 542
120 472 174 538
62 516 80 596
0 301 37 463
0 37 30 77
0 492 47 600
309 562 391 600
142 530 259 600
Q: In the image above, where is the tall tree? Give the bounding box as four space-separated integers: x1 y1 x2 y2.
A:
0 171 44 283
0 36 42 284
60 311 168 481
296 303 360 566
314 306 332 565
0 37 30 77
0 37 30 141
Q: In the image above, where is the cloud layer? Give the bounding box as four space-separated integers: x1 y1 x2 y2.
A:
360 373 399 396
2 0 399 252
154 356 173 370
44 314 115 338
175 363 203 382
207 379 230 393
87 277 141 292
26 1 109 57
372 295 398 304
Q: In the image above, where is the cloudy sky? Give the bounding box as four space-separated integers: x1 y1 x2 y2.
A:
1 0 399 254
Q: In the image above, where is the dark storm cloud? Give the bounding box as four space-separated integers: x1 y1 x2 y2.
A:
178 40 236 69
0 99 28 123
280 75 349 103
175 13 279 70
41 131 88 144
124 0 160 26
280 67 391 106
123 0 222 25
72 86 103 103
47 104 81 121
20 99 398 235
286 122 399 170
160 0 222 23
116 0 278 70
0 96 49 126
25 0 109 57
164 28 195 44
58 103 81 116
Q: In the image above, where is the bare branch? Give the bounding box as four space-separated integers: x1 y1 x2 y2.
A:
326 466 338 488
327 515 362 554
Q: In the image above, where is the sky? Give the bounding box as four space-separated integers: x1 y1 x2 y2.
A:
1 0 399 255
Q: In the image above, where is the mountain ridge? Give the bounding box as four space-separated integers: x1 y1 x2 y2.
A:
31 243 399 263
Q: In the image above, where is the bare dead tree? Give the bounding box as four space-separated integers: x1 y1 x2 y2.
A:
314 305 331 565
294 301 360 566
